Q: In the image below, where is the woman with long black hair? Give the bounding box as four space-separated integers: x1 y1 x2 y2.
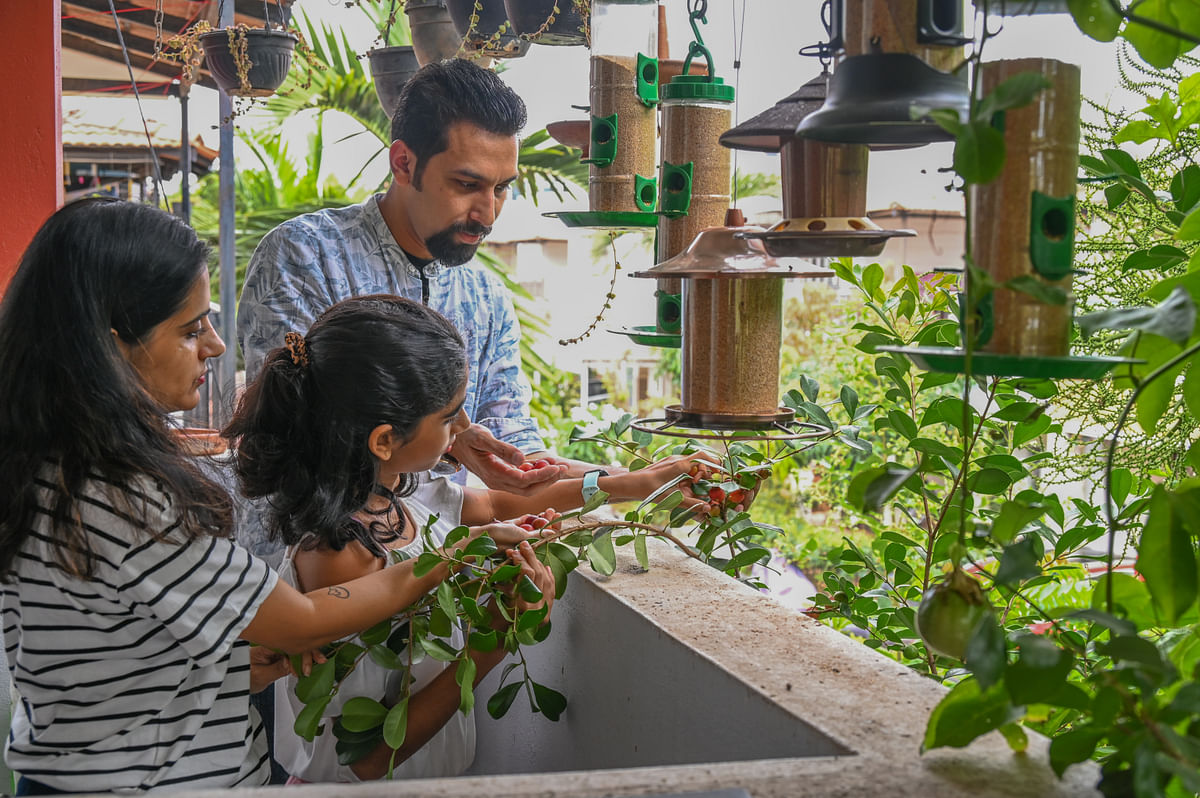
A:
0 197 549 794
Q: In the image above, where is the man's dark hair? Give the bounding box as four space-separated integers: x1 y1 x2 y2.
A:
390 58 527 187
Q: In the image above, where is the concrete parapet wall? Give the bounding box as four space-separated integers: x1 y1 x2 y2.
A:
102 541 1102 798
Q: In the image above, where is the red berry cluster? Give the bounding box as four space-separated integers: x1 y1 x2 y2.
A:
688 463 771 517
519 459 551 472
514 508 560 533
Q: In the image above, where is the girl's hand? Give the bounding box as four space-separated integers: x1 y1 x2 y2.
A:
249 645 327 693
508 541 555 616
464 521 529 553
625 453 720 509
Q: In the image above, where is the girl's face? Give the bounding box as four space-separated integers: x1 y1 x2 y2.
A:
118 271 225 413
379 380 470 477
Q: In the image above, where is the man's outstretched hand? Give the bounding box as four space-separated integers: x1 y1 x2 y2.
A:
449 424 568 493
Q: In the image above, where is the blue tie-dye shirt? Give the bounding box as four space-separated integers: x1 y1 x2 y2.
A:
237 194 545 453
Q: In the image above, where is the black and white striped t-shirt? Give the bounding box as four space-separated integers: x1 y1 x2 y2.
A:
0 472 279 792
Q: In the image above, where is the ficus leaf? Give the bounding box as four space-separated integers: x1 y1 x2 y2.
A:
486 681 523 720
293 694 332 742
340 696 388 733
382 698 408 750
532 681 568 721
1077 285 1197 346
954 122 1007 185
922 677 1021 751
1138 486 1199 624
964 613 1007 690
994 537 1041 587
1066 0 1122 40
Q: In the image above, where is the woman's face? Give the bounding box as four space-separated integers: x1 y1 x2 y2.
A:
119 271 225 412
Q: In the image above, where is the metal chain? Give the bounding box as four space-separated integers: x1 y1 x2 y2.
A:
153 0 165 58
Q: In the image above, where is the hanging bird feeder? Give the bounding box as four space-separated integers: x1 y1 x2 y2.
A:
884 58 1134 379
719 33 914 258
797 0 970 148
631 210 831 430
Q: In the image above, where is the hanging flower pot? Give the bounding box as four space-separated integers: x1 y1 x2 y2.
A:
200 27 298 98
503 0 590 46
446 0 530 59
368 46 421 121
404 0 464 65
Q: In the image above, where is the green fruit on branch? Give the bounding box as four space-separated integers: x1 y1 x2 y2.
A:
916 569 992 660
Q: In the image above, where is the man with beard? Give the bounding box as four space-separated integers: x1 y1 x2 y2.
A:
238 59 580 532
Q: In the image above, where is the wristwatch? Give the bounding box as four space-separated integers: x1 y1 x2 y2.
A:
581 469 609 504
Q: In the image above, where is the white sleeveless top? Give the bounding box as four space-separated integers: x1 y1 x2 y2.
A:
273 473 475 782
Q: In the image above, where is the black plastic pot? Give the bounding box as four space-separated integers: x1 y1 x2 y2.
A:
404 0 463 65
445 0 530 59
503 0 589 46
200 28 297 97
368 46 421 121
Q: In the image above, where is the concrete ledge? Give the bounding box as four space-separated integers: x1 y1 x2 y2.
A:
147 541 1102 797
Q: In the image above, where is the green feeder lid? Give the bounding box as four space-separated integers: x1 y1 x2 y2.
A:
662 74 735 103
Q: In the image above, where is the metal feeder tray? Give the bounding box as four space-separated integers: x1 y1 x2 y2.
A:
609 326 681 348
880 346 1142 380
737 227 916 259
543 210 659 229
629 413 830 443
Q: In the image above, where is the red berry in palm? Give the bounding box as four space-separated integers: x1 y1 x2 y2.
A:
519 462 535 472
519 523 536 532
532 459 549 469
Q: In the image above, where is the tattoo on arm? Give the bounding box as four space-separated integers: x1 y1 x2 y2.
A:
327 585 350 599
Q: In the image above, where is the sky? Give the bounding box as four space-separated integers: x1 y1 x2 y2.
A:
87 2 1140 214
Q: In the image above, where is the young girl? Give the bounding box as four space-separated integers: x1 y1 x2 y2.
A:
0 198 548 795
226 295 709 783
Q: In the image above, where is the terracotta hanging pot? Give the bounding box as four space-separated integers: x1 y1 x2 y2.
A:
503 0 590 46
200 28 297 97
446 0 530 58
368 46 421 120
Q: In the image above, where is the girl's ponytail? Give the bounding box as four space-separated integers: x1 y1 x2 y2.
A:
224 340 318 546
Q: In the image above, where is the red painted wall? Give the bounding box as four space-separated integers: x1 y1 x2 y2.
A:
0 1 62 294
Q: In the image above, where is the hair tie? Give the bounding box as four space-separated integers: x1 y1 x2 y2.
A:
283 331 310 368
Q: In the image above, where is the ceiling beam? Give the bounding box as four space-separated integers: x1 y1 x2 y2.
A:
62 0 195 42
61 29 217 90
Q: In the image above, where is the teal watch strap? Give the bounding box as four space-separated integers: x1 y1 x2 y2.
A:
582 469 608 504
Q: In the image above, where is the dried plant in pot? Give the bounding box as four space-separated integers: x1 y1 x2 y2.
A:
199 23 298 98
503 0 591 47
446 0 530 59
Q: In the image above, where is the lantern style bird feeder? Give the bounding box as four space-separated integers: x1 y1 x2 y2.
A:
885 57 1133 379
797 0 970 148
631 210 830 430
721 70 915 259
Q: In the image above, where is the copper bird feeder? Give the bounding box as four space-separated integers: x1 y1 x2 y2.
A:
632 212 830 430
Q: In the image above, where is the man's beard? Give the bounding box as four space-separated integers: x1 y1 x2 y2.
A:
425 220 492 266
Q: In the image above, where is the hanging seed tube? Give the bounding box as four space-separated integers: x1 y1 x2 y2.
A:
682 276 784 416
970 58 1079 357
588 54 658 212
843 0 963 72
779 138 868 219
586 0 658 213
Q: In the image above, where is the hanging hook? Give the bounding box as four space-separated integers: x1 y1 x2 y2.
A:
682 0 715 80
